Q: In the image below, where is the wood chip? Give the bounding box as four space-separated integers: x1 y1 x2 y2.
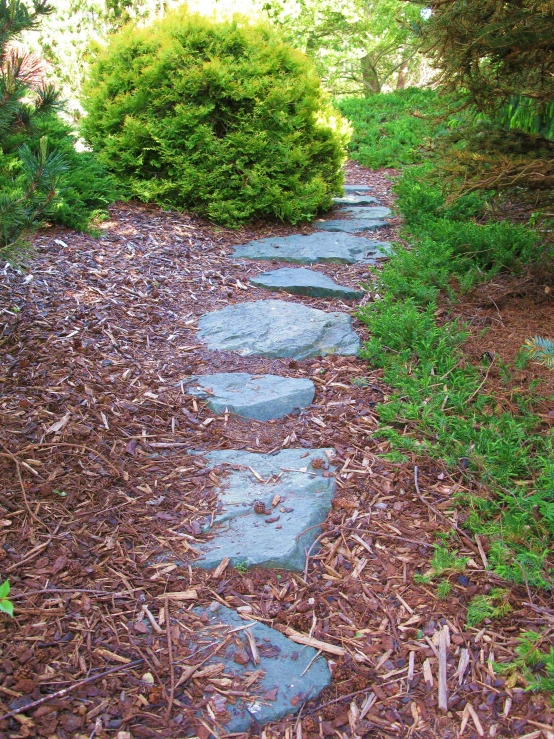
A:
284 628 346 656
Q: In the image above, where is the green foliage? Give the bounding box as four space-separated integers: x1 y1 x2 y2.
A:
262 0 423 96
436 580 451 600
354 98 554 588
0 0 119 260
466 589 512 627
407 0 554 114
26 0 173 110
414 544 468 584
0 580 14 617
82 8 348 227
404 0 554 210
524 337 554 371
338 89 448 168
499 630 554 700
234 561 248 575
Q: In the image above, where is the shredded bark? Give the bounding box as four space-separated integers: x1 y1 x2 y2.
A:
0 166 552 738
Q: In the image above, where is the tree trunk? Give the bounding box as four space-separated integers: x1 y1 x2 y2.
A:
396 54 410 90
360 53 381 95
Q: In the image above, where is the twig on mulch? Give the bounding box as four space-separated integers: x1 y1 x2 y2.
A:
414 465 480 554
165 599 176 720
0 444 48 530
0 660 143 722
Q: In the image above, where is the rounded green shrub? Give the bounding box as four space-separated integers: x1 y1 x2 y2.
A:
81 9 348 227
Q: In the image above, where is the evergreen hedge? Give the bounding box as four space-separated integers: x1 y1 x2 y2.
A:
82 9 348 227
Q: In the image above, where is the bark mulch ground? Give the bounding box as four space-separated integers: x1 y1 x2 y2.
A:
1 165 553 739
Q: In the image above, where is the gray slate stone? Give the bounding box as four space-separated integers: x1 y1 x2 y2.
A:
316 218 388 234
194 448 336 571
190 603 331 732
334 194 380 206
338 205 392 219
251 267 363 300
197 299 360 359
343 184 373 194
233 231 389 265
184 372 315 421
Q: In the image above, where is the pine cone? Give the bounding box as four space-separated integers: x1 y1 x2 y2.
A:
311 457 324 469
253 499 267 514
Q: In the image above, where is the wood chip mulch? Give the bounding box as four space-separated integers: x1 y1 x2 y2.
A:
1 166 553 739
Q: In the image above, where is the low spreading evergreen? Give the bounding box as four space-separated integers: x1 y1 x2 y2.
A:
337 88 447 168
81 8 348 227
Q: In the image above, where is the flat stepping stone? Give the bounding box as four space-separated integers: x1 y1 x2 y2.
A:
197 299 360 359
338 205 392 220
184 372 315 421
316 218 387 234
189 603 331 732
250 267 363 300
344 184 373 193
334 194 380 206
194 448 336 571
233 231 389 265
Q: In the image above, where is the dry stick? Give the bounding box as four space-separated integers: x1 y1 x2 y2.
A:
0 445 48 531
0 451 38 476
11 588 137 599
0 660 143 722
341 526 432 549
165 599 176 721
303 532 327 582
306 687 383 716
466 356 495 405
413 466 480 555
4 527 61 574
438 626 448 711
517 561 535 606
17 441 122 476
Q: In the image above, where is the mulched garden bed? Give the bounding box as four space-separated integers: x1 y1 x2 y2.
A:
1 166 553 738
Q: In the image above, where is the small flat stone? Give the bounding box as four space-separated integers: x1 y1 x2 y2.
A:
334 194 380 206
189 603 331 732
197 299 360 359
193 448 336 571
343 184 373 194
316 219 388 234
233 231 389 265
338 205 392 220
251 267 363 300
184 372 315 421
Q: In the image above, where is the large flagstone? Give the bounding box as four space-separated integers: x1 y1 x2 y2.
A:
232 231 389 265
197 299 360 359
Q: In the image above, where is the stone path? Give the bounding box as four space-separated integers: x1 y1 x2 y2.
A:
178 186 391 731
189 604 331 733
193 448 335 570
197 299 360 359
250 267 363 300
232 230 389 264
184 372 315 420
